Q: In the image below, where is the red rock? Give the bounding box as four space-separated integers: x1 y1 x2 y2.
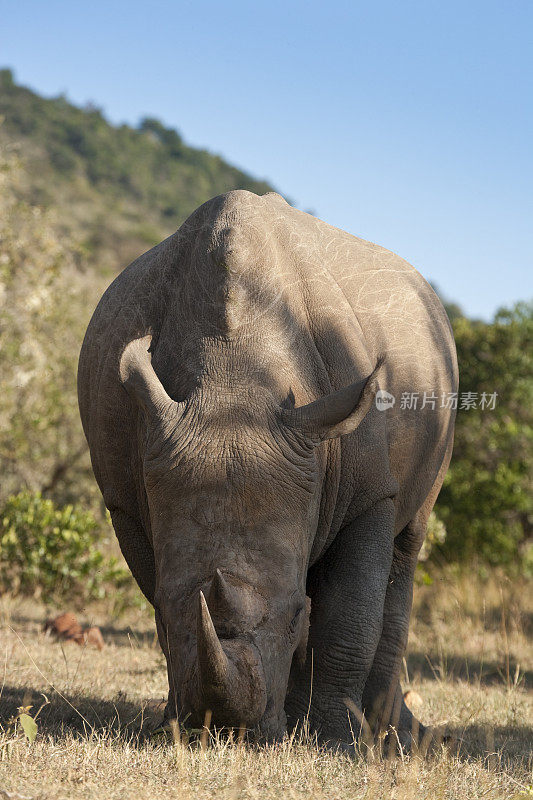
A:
43 612 83 640
43 613 105 649
83 626 105 650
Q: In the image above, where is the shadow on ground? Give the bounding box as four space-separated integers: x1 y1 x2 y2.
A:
1 683 531 768
0 684 165 742
405 650 532 688
443 722 533 765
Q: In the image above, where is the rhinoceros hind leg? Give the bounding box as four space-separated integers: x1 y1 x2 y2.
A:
361 491 449 751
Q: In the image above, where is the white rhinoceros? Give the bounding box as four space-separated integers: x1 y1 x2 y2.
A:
78 191 457 749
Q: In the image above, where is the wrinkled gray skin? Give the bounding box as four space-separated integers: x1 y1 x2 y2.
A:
78 191 457 749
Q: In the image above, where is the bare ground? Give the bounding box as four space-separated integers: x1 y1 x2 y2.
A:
0 572 531 799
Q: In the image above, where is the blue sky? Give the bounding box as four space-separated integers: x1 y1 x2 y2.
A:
2 0 532 318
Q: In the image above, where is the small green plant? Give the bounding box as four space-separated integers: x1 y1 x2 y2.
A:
0 490 129 602
16 708 38 744
3 697 49 748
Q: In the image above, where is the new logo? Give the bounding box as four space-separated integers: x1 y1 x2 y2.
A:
375 389 396 411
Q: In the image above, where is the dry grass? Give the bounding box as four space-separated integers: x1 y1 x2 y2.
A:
0 572 531 799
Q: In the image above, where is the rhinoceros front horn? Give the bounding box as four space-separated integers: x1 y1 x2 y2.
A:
196 587 267 726
197 590 232 695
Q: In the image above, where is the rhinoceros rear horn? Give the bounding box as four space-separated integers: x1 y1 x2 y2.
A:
119 336 179 421
208 569 241 619
283 358 384 442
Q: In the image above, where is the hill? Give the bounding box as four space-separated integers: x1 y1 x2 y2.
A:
0 68 277 273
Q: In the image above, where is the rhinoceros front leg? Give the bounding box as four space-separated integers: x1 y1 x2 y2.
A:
109 509 177 724
286 497 395 749
109 507 156 603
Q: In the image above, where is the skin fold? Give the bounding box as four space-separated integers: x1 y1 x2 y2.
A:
78 190 458 748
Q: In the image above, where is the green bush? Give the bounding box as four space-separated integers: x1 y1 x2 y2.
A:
0 491 129 602
435 302 532 572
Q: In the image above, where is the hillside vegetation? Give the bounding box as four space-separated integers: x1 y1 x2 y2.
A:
0 69 275 525
0 68 275 274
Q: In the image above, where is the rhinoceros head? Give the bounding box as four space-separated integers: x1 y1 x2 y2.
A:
119 336 379 738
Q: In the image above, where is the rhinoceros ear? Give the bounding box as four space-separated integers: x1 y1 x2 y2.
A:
119 336 178 421
283 359 383 443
